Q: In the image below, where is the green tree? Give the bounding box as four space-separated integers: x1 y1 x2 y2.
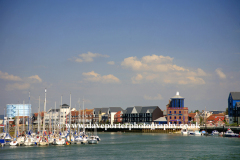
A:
194 110 199 113
200 116 203 125
225 108 228 115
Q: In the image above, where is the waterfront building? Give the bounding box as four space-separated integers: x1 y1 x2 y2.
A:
93 108 101 124
6 104 31 118
109 107 123 125
93 107 123 124
114 111 123 124
66 109 93 124
33 112 44 125
44 109 60 125
188 113 196 123
206 114 225 127
60 104 70 125
154 117 167 124
210 110 225 114
166 92 188 124
122 106 163 124
228 92 240 124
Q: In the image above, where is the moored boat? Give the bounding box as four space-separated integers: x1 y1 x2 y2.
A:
181 128 188 135
224 129 239 137
211 130 219 136
88 136 98 144
194 131 201 136
187 130 195 135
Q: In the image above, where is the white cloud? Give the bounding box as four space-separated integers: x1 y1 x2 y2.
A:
121 55 186 72
82 71 120 84
107 61 115 65
6 83 30 91
215 68 226 79
0 71 43 91
131 74 143 84
28 75 42 83
144 94 163 100
0 70 22 81
121 55 208 85
74 51 109 62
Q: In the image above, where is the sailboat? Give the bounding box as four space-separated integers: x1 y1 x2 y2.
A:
39 89 49 146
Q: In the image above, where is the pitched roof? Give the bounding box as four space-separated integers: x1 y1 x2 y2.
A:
140 106 158 113
48 109 60 113
115 111 122 115
101 108 109 113
207 114 225 121
188 113 196 118
230 92 240 100
134 106 142 113
94 108 102 115
109 107 123 112
154 117 167 122
125 107 133 114
210 111 225 114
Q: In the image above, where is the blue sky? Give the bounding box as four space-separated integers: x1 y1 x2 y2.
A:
0 0 240 113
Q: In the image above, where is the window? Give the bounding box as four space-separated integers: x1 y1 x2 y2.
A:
170 116 171 119
170 111 172 114
179 111 181 114
179 116 181 119
174 116 176 119
174 111 176 114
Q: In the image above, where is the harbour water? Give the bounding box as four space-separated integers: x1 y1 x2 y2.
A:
1 132 240 159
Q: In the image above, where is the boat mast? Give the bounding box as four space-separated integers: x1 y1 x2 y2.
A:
38 96 40 133
17 109 19 137
78 98 80 134
83 98 85 134
54 101 56 134
49 108 52 133
43 88 46 133
69 93 71 132
3 107 5 133
28 91 30 133
60 95 62 132
23 100 25 135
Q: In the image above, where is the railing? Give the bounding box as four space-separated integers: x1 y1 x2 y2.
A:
168 107 188 110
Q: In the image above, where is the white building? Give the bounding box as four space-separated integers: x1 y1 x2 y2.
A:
109 107 123 125
60 104 70 125
45 109 60 125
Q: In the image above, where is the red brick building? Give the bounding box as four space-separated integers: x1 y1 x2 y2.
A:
166 92 188 124
114 111 123 123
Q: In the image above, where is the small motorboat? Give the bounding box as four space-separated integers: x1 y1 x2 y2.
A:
211 130 219 136
10 139 18 146
88 136 98 144
224 129 239 137
194 131 201 136
188 130 195 135
181 128 188 135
